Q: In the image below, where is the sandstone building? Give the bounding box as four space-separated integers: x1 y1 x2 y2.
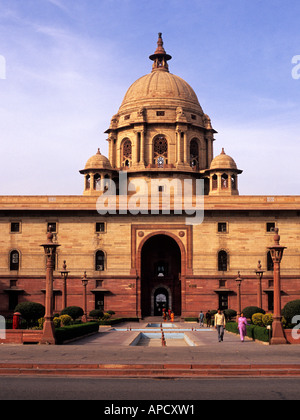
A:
0 34 299 319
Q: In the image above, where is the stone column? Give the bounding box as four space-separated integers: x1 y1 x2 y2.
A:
140 131 145 166
268 228 287 345
183 132 188 164
40 231 60 345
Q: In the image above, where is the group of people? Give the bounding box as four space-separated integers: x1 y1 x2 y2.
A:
162 308 174 322
199 309 249 343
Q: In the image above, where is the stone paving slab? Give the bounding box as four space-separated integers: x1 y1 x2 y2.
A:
0 322 299 374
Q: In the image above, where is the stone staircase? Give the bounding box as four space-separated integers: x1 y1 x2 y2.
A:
1 363 300 378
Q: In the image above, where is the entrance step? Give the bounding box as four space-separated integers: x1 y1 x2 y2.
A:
1 363 300 378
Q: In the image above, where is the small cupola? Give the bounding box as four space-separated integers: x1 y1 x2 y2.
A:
79 149 114 196
149 33 172 72
206 148 243 196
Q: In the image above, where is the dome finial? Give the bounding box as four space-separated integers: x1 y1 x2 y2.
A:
149 33 172 72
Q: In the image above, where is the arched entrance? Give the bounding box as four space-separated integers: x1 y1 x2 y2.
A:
153 287 169 316
141 234 182 317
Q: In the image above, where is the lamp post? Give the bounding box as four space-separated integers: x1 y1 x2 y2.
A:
268 228 287 345
235 271 243 321
82 272 89 323
255 260 264 309
60 261 69 310
40 229 60 345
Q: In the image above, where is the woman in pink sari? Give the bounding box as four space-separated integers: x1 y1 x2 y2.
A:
238 312 249 342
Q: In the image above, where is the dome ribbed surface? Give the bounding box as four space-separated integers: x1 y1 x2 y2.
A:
119 71 203 114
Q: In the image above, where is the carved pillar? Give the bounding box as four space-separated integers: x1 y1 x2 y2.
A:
268 228 287 345
140 131 145 166
183 132 188 164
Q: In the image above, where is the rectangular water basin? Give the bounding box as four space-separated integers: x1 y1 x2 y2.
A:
146 323 177 328
130 332 196 347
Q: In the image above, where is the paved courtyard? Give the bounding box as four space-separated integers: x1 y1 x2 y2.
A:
0 320 299 370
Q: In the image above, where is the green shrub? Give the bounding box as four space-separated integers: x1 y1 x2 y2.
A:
253 325 270 342
252 313 264 326
224 309 237 321
53 317 61 328
225 322 269 342
100 313 112 321
262 313 273 326
38 317 45 329
106 310 115 315
242 306 265 320
89 309 104 319
59 314 72 326
184 317 199 322
225 322 239 334
15 302 45 326
55 322 99 344
61 306 84 321
282 300 300 325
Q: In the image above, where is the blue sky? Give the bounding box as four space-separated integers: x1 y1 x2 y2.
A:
0 0 299 195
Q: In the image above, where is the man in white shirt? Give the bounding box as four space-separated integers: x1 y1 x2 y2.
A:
214 309 226 342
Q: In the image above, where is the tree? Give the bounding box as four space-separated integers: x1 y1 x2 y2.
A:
60 306 84 321
15 302 45 327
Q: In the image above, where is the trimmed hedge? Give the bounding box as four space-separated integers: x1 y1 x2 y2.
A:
226 321 270 343
98 317 140 325
242 306 265 319
55 322 99 344
282 300 300 324
60 306 84 321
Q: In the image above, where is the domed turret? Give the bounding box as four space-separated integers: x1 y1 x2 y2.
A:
84 148 112 171
79 149 114 196
206 149 243 196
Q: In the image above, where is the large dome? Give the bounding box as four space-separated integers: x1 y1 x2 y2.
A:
118 33 203 116
119 71 203 114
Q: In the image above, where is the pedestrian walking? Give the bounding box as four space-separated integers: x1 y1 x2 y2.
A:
214 309 226 342
199 311 204 327
238 312 249 342
205 310 212 328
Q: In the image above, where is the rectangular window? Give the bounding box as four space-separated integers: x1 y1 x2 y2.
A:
191 114 196 120
218 293 228 310
156 111 165 116
10 222 21 233
124 115 131 120
47 222 57 233
218 222 228 233
96 222 106 233
158 186 164 193
219 279 226 288
266 222 275 232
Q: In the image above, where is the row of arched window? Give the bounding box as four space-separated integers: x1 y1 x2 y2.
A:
7 250 106 272
86 174 111 191
121 136 201 169
7 249 274 272
212 174 237 190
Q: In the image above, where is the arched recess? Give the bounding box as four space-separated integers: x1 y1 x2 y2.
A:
153 135 168 166
121 138 132 168
138 233 184 317
189 138 200 169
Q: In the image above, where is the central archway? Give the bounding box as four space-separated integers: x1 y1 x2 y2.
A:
140 234 182 317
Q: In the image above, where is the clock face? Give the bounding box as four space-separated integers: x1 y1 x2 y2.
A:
157 156 164 166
